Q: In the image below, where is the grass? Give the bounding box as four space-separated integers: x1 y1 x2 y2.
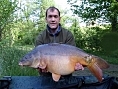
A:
0 45 118 78
89 51 118 65
0 45 38 78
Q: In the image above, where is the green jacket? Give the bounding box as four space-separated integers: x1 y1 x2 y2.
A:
35 25 76 46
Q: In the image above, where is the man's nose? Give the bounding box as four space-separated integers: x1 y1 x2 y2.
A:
51 17 55 21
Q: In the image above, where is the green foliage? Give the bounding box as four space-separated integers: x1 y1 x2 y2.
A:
0 45 38 77
68 0 118 31
71 26 110 51
0 0 17 40
100 32 118 56
14 20 38 45
91 52 118 64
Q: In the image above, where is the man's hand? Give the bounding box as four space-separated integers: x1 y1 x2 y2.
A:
75 63 84 70
37 68 48 74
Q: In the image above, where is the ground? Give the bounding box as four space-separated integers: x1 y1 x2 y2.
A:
73 64 118 77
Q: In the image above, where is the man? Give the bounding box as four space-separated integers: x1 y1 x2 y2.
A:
35 6 84 76
35 6 75 46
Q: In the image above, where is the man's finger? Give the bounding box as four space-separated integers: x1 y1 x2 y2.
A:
75 63 84 70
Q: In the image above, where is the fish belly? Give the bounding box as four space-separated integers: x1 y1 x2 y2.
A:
46 56 76 75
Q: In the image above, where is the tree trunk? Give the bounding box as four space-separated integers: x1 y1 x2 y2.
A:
0 29 2 41
111 13 118 32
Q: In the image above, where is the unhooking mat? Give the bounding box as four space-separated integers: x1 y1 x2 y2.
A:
0 75 118 89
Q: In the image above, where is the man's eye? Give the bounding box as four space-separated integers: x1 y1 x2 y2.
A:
54 15 58 18
48 15 58 18
49 15 52 18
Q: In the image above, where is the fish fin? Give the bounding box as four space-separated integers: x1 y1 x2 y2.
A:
87 63 103 82
39 65 46 69
38 62 46 69
52 73 61 82
92 55 110 69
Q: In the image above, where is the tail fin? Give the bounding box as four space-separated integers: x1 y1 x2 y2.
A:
87 55 109 82
87 63 103 82
93 55 110 69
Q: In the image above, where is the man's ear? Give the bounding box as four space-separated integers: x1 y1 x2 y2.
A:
45 17 47 23
59 17 61 22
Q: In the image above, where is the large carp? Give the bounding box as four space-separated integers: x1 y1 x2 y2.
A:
19 43 109 82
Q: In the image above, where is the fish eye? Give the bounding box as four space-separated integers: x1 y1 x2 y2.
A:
24 56 27 59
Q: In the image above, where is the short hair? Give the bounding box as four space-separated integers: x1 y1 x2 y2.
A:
46 6 60 17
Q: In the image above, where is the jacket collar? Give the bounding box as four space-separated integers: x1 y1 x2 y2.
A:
46 23 61 36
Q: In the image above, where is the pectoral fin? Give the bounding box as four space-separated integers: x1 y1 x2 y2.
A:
52 73 61 82
38 61 46 69
88 63 103 82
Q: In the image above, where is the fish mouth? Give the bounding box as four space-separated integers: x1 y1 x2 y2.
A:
19 62 24 66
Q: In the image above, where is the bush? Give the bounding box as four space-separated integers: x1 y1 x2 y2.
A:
100 32 118 55
74 26 110 52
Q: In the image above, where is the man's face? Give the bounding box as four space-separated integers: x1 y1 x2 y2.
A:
46 9 60 30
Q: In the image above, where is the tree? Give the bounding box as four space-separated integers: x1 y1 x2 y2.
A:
0 0 17 41
67 0 118 31
13 0 56 45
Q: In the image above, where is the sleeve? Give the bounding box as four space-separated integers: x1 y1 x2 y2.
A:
65 30 76 46
35 32 44 47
